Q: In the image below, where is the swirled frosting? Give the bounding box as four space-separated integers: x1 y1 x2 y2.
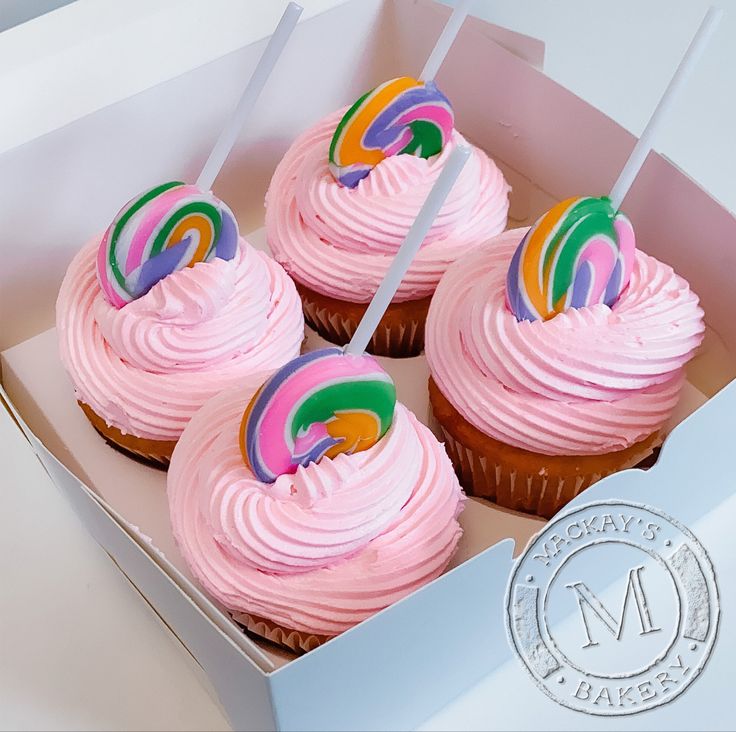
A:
57 236 304 441
265 108 510 303
426 229 705 456
168 384 464 637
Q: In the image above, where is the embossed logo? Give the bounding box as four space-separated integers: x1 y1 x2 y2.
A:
506 500 719 715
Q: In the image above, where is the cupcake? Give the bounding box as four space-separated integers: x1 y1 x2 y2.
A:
426 198 705 518
167 348 464 653
266 76 510 357
57 182 304 465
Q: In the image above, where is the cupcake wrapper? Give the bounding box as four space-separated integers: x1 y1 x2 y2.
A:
79 401 175 468
429 379 662 519
440 426 596 518
233 611 330 655
295 281 431 358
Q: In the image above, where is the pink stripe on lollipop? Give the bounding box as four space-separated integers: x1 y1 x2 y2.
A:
395 104 453 133
383 128 414 157
123 185 199 275
382 105 454 158
614 215 636 291
576 236 618 305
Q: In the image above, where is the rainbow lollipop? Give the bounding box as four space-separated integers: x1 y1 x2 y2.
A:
329 77 454 188
240 348 396 482
326 0 474 188
506 196 635 322
95 3 303 309
242 145 471 482
96 183 238 308
507 7 721 324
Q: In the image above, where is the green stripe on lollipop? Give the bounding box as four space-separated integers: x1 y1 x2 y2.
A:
399 119 444 157
290 379 396 441
328 89 371 165
548 198 617 307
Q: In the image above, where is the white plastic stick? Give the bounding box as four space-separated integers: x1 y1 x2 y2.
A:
345 145 471 356
196 2 303 191
419 0 474 82
609 6 722 210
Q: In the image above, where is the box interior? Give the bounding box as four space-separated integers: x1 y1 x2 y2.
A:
0 310 547 671
2 0 736 682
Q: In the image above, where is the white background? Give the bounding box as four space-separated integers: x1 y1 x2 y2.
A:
1 0 734 730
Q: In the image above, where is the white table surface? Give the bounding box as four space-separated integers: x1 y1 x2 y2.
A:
2 1 735 730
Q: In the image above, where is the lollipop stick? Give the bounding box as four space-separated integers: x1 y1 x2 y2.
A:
609 6 722 210
419 0 474 82
196 2 303 191
345 145 471 356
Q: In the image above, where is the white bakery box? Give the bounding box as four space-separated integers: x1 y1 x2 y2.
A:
1 1 734 730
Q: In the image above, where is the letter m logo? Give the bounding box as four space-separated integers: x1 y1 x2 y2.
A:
566 566 661 648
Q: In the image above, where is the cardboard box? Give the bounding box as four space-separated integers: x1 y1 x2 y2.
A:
1 1 735 729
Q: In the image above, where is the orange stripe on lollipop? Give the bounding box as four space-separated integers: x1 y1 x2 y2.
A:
521 197 580 320
340 77 418 167
324 411 381 458
168 214 214 265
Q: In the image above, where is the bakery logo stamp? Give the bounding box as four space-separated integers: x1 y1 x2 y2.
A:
506 500 719 716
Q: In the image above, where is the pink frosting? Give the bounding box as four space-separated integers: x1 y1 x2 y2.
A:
265 108 510 303
167 384 464 637
426 229 705 456
56 237 304 441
